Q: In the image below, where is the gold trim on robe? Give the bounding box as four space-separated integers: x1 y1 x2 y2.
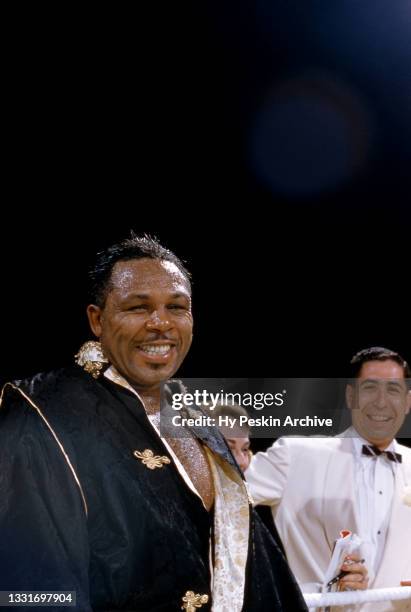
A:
0 382 88 517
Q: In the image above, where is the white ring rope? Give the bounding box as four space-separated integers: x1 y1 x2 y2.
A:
304 586 411 609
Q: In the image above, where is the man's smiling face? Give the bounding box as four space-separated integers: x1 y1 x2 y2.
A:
346 359 411 449
87 258 193 391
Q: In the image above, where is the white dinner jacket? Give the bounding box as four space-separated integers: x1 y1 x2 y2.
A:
246 435 411 611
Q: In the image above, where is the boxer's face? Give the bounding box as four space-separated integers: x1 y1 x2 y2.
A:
87 258 193 390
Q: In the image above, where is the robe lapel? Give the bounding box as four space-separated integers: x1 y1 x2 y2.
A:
181 404 241 472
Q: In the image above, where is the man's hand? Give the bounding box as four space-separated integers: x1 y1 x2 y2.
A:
338 554 369 591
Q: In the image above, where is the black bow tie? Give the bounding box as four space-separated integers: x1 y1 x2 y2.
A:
362 444 402 463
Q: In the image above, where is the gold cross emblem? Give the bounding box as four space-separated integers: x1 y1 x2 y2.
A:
181 591 209 611
133 449 171 470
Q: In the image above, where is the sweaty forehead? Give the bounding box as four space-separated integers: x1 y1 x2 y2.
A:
109 258 190 295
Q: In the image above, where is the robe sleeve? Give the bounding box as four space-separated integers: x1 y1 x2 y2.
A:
0 385 92 611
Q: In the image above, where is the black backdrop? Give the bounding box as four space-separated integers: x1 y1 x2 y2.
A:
2 3 410 445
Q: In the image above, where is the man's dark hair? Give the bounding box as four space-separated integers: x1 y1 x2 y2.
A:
88 233 191 307
349 346 410 380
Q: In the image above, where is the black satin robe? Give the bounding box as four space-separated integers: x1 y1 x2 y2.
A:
0 367 307 611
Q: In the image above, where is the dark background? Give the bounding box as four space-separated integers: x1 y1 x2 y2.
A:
2 3 410 411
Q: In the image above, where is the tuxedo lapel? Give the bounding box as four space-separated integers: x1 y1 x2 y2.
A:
322 437 360 550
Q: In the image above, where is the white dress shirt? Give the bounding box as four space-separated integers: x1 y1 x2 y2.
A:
350 427 400 578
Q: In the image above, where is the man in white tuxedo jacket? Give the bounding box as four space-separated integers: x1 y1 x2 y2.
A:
246 347 411 611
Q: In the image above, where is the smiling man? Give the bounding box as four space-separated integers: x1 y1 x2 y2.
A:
347 356 410 453
246 347 411 610
0 234 306 612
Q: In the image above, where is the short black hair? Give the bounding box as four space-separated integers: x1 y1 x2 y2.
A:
88 233 191 307
349 346 410 379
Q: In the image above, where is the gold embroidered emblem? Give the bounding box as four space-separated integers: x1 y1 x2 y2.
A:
133 449 171 470
74 341 108 379
181 591 209 611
